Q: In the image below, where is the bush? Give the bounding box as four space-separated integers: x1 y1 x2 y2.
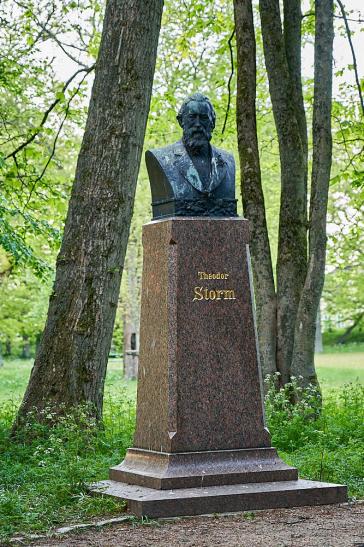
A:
0 393 135 541
322 327 364 348
0 378 363 541
265 375 364 498
264 375 322 452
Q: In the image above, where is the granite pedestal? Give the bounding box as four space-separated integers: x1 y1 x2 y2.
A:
93 218 347 516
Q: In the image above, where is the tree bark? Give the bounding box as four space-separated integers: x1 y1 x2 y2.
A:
283 0 308 163
291 0 334 385
234 0 276 377
123 239 140 381
14 0 163 426
21 334 31 359
259 0 307 384
315 308 323 353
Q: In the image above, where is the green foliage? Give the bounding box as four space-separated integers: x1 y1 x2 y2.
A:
0 393 134 541
265 375 323 451
0 270 51 357
265 376 364 498
323 328 364 348
0 0 101 274
0 359 363 540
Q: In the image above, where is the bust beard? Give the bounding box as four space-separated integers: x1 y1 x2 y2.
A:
183 133 211 156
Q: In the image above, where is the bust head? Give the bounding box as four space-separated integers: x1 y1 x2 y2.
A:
177 93 216 154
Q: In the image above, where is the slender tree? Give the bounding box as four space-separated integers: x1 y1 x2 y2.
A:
14 0 164 426
233 0 276 376
234 0 334 387
259 0 308 385
291 0 334 380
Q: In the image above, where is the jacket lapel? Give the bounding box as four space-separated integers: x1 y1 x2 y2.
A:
174 141 227 194
173 142 204 193
209 147 227 193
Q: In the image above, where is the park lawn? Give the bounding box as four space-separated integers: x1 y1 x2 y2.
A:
0 358 137 404
315 352 364 388
0 353 363 541
0 353 363 404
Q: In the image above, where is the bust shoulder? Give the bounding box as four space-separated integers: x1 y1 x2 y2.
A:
146 141 182 166
211 145 235 168
146 142 234 168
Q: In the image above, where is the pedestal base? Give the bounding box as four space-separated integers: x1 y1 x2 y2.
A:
92 479 347 518
110 447 298 489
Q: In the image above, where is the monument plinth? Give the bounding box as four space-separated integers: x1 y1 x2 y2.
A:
92 92 346 516
93 217 347 516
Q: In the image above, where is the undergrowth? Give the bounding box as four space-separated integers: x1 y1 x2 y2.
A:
0 391 135 542
0 379 363 542
265 375 364 499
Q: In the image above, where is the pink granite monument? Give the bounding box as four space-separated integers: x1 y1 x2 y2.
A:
93 217 347 517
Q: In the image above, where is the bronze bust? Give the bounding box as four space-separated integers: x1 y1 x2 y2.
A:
145 93 237 219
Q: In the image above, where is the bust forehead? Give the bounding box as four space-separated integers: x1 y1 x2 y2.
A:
177 93 216 129
184 100 210 115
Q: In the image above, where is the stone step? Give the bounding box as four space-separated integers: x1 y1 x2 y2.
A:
91 479 347 518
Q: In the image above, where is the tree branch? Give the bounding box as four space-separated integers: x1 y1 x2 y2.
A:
45 30 88 67
22 70 91 209
334 14 364 23
303 10 364 24
336 0 364 116
221 27 235 135
5 65 95 161
336 312 364 344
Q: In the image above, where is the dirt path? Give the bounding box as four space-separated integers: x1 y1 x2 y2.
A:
32 503 364 547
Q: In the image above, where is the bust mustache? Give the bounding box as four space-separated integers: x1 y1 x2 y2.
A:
183 125 212 155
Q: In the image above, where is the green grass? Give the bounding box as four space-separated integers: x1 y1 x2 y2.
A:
0 353 363 542
316 352 364 388
265 379 364 500
0 358 137 404
1 353 362 404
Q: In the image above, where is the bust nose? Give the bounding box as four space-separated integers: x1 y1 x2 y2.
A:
193 116 202 127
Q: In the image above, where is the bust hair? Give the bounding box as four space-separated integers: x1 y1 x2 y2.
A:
177 93 216 129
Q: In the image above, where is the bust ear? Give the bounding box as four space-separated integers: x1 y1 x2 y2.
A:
176 114 183 128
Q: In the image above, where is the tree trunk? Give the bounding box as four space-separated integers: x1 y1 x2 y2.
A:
123 239 140 381
14 0 163 426
259 0 307 384
234 0 276 377
5 337 11 356
291 0 334 385
283 0 308 164
315 308 323 353
21 334 31 359
336 312 364 345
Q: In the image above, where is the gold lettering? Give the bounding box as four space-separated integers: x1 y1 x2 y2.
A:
223 289 236 300
196 271 230 279
193 286 236 301
193 286 204 301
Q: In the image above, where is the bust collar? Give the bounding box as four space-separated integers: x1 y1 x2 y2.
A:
173 140 226 194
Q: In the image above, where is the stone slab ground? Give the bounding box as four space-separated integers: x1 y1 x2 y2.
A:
31 502 364 547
